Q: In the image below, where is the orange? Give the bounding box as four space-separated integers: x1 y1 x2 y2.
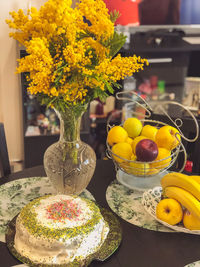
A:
156 198 183 225
107 126 128 146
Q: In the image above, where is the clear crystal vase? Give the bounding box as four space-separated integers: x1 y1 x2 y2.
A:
44 105 96 195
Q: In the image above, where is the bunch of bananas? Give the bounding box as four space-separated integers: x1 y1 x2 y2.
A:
156 172 200 230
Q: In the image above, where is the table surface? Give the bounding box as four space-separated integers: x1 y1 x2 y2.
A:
1 159 200 267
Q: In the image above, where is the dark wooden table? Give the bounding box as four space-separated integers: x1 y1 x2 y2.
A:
1 160 200 267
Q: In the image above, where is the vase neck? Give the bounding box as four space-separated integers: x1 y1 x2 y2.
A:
59 115 81 142
55 105 87 143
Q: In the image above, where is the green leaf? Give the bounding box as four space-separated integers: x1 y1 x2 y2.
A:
54 64 66 73
93 90 98 99
93 88 108 102
78 31 95 40
111 81 122 89
107 31 126 57
55 75 62 84
55 99 66 113
99 92 108 102
54 70 64 87
105 81 114 94
110 10 120 23
46 97 57 108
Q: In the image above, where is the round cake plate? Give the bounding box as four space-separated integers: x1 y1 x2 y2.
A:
6 207 122 267
116 169 168 192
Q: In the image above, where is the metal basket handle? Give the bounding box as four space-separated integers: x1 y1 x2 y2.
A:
107 91 152 132
115 91 199 143
154 101 199 143
116 91 153 118
175 134 187 173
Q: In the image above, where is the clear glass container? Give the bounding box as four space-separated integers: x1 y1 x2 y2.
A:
44 105 96 195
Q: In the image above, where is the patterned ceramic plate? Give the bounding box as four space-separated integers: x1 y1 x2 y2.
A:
0 177 94 243
185 261 200 267
142 186 200 235
106 180 173 232
6 207 122 267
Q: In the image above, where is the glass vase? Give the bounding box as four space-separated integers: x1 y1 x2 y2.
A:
44 105 96 195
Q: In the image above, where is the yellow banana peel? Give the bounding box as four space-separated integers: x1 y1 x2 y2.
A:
161 172 200 201
190 175 200 184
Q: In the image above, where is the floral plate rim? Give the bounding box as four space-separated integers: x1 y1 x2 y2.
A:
142 186 200 235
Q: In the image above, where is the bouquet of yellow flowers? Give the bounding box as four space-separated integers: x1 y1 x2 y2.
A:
6 0 149 196
6 0 148 114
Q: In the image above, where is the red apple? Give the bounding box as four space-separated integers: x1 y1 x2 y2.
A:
136 139 158 162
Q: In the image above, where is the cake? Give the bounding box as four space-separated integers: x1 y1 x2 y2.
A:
14 194 109 265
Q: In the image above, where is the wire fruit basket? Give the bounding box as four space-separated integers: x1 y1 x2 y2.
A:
106 91 199 191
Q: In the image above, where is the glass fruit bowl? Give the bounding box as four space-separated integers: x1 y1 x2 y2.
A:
106 91 199 191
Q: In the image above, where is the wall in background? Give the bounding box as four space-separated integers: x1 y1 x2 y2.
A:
0 0 77 164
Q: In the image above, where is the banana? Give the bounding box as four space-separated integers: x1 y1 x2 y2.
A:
164 186 200 220
161 172 200 201
190 175 200 184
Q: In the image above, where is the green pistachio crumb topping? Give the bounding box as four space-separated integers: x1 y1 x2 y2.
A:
19 195 102 240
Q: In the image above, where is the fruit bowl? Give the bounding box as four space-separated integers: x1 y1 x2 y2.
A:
106 91 199 191
142 186 200 235
107 119 181 176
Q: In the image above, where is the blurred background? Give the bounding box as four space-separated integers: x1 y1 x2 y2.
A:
1 0 200 173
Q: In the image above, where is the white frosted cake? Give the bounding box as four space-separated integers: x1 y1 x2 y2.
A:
14 194 109 265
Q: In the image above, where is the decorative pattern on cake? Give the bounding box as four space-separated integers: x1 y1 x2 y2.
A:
46 199 82 222
14 195 109 265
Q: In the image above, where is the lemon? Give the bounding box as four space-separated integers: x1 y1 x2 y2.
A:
107 126 128 146
130 153 137 161
123 117 143 138
141 125 158 141
119 161 131 173
126 137 134 146
151 147 171 170
132 135 146 154
147 168 159 176
129 160 150 176
120 154 136 173
111 142 132 163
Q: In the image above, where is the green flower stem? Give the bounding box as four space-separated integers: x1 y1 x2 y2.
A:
60 113 81 142
55 104 88 164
